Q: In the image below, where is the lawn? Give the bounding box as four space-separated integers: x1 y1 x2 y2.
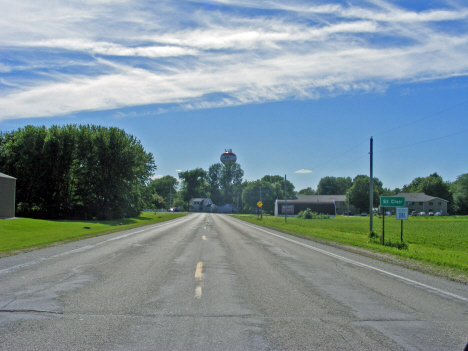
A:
233 214 468 281
0 212 186 256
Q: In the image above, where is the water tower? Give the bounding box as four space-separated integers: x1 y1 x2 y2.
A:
220 149 237 164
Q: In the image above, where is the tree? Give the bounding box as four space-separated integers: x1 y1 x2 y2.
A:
261 175 296 200
317 176 352 195
0 125 156 220
207 163 223 204
146 175 178 209
452 173 468 214
402 173 452 211
207 162 244 205
220 162 244 204
298 187 316 195
178 168 208 207
348 175 384 212
242 180 276 214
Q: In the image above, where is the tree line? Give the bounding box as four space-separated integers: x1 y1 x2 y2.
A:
150 169 468 215
147 164 295 214
1 125 467 219
0 125 155 220
298 172 468 215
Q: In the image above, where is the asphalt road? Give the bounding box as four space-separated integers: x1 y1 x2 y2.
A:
1 213 467 350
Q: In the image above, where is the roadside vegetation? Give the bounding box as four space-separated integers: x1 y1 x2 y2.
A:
233 214 468 282
0 212 186 257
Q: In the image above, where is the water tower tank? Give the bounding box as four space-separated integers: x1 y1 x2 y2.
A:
220 149 237 164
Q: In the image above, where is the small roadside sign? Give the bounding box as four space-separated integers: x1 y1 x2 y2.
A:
257 201 263 208
380 196 405 207
396 207 409 220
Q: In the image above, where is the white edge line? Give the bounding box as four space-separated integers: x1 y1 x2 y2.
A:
233 218 468 303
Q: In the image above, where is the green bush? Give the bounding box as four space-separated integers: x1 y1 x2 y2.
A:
297 208 330 219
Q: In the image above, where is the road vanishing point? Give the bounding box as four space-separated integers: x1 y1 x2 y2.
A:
1 213 467 350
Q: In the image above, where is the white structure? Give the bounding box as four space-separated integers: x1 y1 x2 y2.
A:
189 198 216 212
220 149 237 164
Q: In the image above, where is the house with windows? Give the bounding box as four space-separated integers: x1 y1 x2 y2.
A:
189 198 217 212
388 193 449 215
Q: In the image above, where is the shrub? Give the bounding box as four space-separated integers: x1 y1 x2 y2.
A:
296 208 330 219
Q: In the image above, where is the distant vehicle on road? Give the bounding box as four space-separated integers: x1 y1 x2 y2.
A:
420 212 426 216
429 212 434 216
411 211 418 216
168 207 180 212
435 212 442 216
361 212 367 216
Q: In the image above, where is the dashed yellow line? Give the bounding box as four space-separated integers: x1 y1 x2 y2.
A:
195 262 203 280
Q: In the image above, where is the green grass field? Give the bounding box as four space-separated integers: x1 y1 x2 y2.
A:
0 212 186 256
233 214 468 281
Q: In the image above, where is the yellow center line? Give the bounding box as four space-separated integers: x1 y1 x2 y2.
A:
195 262 203 280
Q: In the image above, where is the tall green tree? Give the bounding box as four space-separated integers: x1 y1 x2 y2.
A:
0 125 156 220
317 176 352 195
220 162 244 204
348 175 384 212
146 175 178 209
261 175 296 200
451 173 468 214
242 180 276 214
298 187 316 195
207 162 244 205
402 173 451 200
207 163 223 204
178 168 208 208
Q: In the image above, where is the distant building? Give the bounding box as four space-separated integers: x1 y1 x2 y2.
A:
386 193 449 215
275 195 357 217
217 203 238 214
0 172 16 218
189 198 217 213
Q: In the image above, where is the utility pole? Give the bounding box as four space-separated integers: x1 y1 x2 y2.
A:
347 191 350 216
370 136 374 233
260 186 263 220
170 183 172 209
284 175 287 223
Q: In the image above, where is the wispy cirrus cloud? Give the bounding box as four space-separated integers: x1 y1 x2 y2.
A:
1 0 468 120
295 169 312 174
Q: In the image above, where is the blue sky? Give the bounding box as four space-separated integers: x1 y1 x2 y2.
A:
1 0 468 192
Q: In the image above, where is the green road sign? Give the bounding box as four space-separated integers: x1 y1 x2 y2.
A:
380 196 405 207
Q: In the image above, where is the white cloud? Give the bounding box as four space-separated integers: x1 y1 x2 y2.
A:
295 169 312 174
1 0 468 119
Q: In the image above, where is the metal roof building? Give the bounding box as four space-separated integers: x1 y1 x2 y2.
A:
0 172 16 218
275 195 348 217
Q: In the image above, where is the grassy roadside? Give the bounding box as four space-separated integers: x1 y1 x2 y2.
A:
232 214 468 283
0 212 187 257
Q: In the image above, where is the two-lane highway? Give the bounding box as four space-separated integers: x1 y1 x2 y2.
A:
1 213 467 350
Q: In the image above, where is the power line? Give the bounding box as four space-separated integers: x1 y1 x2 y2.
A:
309 139 368 172
375 100 468 136
303 99 468 187
375 129 468 154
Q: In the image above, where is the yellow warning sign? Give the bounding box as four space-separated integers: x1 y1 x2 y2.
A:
257 201 263 207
